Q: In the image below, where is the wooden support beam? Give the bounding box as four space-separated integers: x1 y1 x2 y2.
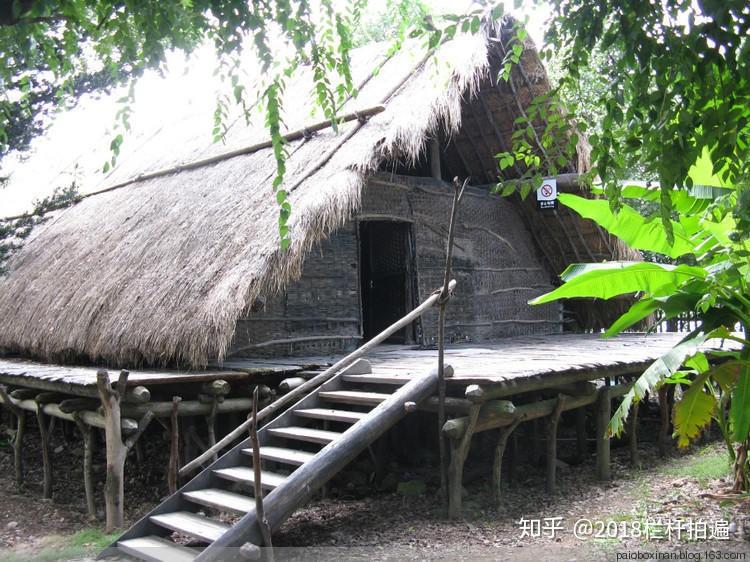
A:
595 386 611 481
0 384 25 487
457 365 645 401
201 380 231 397
60 398 101 413
444 382 632 439
575 406 588 462
168 397 181 495
443 400 515 439
96 369 154 532
73 413 97 519
206 397 219 463
658 385 675 457
448 404 480 519
420 396 476 415
278 377 306 394
493 418 521 507
546 395 567 495
629 401 640 467
35 396 53 499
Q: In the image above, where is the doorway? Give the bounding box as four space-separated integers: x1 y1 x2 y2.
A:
359 221 416 343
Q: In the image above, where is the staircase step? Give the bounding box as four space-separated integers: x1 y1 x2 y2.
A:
183 488 254 515
118 536 198 562
241 445 315 466
150 511 230 543
213 466 287 489
342 373 411 385
294 408 368 424
319 390 391 405
268 426 342 444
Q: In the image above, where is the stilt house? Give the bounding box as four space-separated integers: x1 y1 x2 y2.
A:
0 20 636 369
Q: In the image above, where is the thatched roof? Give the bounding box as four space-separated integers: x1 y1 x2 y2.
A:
0 18 625 368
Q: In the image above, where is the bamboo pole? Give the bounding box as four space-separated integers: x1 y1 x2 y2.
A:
437 177 466 508
180 279 457 477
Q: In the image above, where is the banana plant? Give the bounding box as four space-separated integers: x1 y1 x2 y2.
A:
530 155 750 491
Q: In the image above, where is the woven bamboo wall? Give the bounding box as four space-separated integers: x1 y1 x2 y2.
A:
228 173 561 358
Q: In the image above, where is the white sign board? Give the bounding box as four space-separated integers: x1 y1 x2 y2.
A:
536 178 557 210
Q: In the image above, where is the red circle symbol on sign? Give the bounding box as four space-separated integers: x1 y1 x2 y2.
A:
540 183 553 198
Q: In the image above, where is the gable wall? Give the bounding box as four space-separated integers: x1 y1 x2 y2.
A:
227 174 561 359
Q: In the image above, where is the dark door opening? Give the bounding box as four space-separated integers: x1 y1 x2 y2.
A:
359 221 416 343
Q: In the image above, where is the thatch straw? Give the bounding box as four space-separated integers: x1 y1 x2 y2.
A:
0 19 617 367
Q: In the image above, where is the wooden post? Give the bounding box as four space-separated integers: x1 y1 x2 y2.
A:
0 385 25 487
430 136 442 180
658 385 675 457
206 398 219 463
629 400 640 467
168 397 182 495
493 419 521 507
73 413 97 519
35 395 54 499
447 404 480 519
249 387 273 558
546 395 567 495
595 386 611 481
575 406 588 462
97 369 155 532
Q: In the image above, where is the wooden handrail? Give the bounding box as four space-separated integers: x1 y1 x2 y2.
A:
179 279 457 477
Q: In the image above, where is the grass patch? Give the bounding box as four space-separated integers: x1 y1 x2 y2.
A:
664 446 732 487
0 528 119 562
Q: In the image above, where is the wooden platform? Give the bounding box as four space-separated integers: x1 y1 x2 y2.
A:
0 359 249 397
0 333 737 396
224 332 737 389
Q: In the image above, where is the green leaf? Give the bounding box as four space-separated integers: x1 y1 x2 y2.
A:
673 373 716 447
530 262 707 305
603 297 661 338
609 331 712 436
559 193 697 258
710 360 744 393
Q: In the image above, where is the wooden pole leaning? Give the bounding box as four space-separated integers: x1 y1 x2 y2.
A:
180 279 457 478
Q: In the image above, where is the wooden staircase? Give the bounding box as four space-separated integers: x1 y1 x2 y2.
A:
102 360 441 561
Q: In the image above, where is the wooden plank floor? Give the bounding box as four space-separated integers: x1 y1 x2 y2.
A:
221 332 738 387
0 333 738 392
0 359 250 394
364 333 708 384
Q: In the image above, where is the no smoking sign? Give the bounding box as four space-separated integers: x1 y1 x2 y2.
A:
536 178 557 210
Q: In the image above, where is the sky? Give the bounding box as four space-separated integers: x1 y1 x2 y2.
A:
0 1 550 219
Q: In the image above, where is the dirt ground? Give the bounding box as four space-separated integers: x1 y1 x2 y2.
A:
2 408 750 561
